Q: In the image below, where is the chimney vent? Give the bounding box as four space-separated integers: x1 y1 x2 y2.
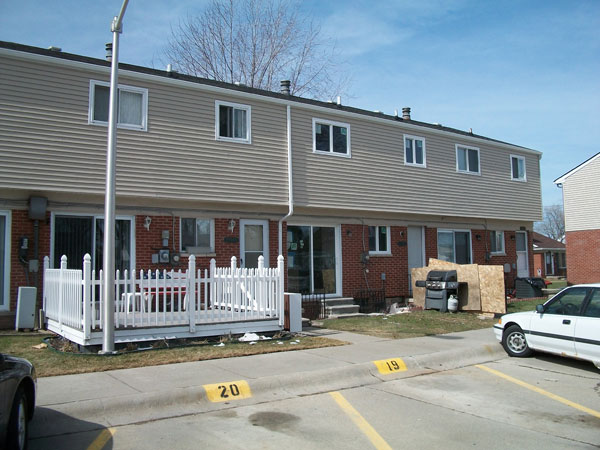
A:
280 80 291 95
402 107 411 120
105 43 112 62
47 46 62 52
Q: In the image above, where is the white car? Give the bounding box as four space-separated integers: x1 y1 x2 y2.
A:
494 284 600 369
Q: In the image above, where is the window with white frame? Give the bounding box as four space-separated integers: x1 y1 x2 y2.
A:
489 231 505 254
404 135 426 167
313 118 350 156
181 218 214 253
215 101 251 143
511 155 526 181
368 226 390 254
89 80 148 131
456 145 480 174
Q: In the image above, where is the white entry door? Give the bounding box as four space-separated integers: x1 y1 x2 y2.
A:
516 231 529 277
407 226 425 293
240 220 269 268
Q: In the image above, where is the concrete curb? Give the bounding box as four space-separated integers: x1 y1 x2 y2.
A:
31 341 506 437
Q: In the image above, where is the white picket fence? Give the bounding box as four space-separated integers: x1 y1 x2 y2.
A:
43 254 285 345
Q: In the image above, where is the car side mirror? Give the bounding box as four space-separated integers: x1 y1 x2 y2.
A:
536 304 545 314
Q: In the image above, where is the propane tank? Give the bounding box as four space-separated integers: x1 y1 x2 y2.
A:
447 295 459 313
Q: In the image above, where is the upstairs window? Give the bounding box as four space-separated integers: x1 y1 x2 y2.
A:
511 155 526 181
368 226 390 254
313 118 350 156
181 218 215 253
489 231 505 254
456 145 480 175
216 101 251 143
89 80 148 131
404 135 426 167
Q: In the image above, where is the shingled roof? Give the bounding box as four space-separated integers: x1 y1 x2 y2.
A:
532 232 565 251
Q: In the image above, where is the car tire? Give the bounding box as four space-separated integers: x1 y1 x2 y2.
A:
6 386 29 450
502 325 533 357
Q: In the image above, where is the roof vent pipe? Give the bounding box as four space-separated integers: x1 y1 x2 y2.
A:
105 42 112 62
336 96 342 106
280 80 291 95
402 107 411 120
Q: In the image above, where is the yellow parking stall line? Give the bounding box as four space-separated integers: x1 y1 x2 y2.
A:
87 427 116 450
476 364 600 419
329 391 392 450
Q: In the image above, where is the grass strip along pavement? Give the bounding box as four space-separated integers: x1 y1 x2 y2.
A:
0 333 346 377
0 299 544 377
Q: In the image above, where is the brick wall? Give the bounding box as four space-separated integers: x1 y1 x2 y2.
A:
341 225 409 298
565 229 600 284
8 210 51 311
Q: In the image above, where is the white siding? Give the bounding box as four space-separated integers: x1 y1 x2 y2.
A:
562 156 600 231
0 54 288 205
290 108 542 221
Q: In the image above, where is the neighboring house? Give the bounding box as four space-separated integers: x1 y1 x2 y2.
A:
0 41 543 324
554 153 600 284
532 232 566 278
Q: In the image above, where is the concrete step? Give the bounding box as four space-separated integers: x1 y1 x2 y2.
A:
326 304 360 315
324 297 355 307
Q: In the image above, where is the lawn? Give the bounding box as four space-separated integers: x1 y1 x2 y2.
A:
507 298 546 313
320 310 496 339
0 333 346 377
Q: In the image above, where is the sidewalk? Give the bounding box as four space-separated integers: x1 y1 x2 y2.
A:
31 327 506 439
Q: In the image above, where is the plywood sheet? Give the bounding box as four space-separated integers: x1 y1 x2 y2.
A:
410 267 429 308
478 265 506 314
427 259 481 310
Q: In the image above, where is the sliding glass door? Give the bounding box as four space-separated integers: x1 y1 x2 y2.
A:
287 225 339 295
53 214 134 272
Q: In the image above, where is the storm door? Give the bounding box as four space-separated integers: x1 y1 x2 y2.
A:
516 231 529 277
240 220 269 268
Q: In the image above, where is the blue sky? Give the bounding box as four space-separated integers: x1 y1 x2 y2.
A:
1 0 598 208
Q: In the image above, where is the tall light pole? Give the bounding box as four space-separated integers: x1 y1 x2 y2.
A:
101 0 129 354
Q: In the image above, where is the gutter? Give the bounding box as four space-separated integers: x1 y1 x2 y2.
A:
278 105 294 255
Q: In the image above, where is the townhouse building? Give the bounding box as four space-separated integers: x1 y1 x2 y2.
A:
554 153 600 284
0 41 543 324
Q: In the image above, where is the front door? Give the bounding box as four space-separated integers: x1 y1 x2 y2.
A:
407 226 425 293
516 231 529 277
0 212 8 311
240 220 269 268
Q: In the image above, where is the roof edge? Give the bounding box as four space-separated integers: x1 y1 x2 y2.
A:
554 152 600 184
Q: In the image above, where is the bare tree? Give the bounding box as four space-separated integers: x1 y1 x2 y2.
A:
162 0 348 99
534 204 565 242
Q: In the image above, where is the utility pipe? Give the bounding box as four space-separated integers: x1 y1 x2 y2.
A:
278 105 294 256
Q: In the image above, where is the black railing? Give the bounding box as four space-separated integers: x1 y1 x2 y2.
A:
354 289 386 314
301 291 326 320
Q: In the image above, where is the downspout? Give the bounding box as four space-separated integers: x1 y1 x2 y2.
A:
278 104 293 255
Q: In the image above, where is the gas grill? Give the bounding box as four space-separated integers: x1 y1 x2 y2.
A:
415 270 459 312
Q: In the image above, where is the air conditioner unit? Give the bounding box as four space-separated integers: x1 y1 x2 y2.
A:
16 287 36 330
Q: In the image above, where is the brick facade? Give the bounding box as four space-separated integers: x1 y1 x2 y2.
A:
565 229 600 284
2 211 530 316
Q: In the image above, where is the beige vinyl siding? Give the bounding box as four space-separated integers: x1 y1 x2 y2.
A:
0 54 288 205
562 156 600 231
291 108 542 221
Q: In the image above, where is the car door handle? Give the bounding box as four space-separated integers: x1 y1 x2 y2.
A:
562 319 571 325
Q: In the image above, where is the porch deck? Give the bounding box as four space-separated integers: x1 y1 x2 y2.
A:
43 254 285 346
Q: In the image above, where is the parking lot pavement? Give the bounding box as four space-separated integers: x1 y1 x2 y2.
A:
30 354 600 450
